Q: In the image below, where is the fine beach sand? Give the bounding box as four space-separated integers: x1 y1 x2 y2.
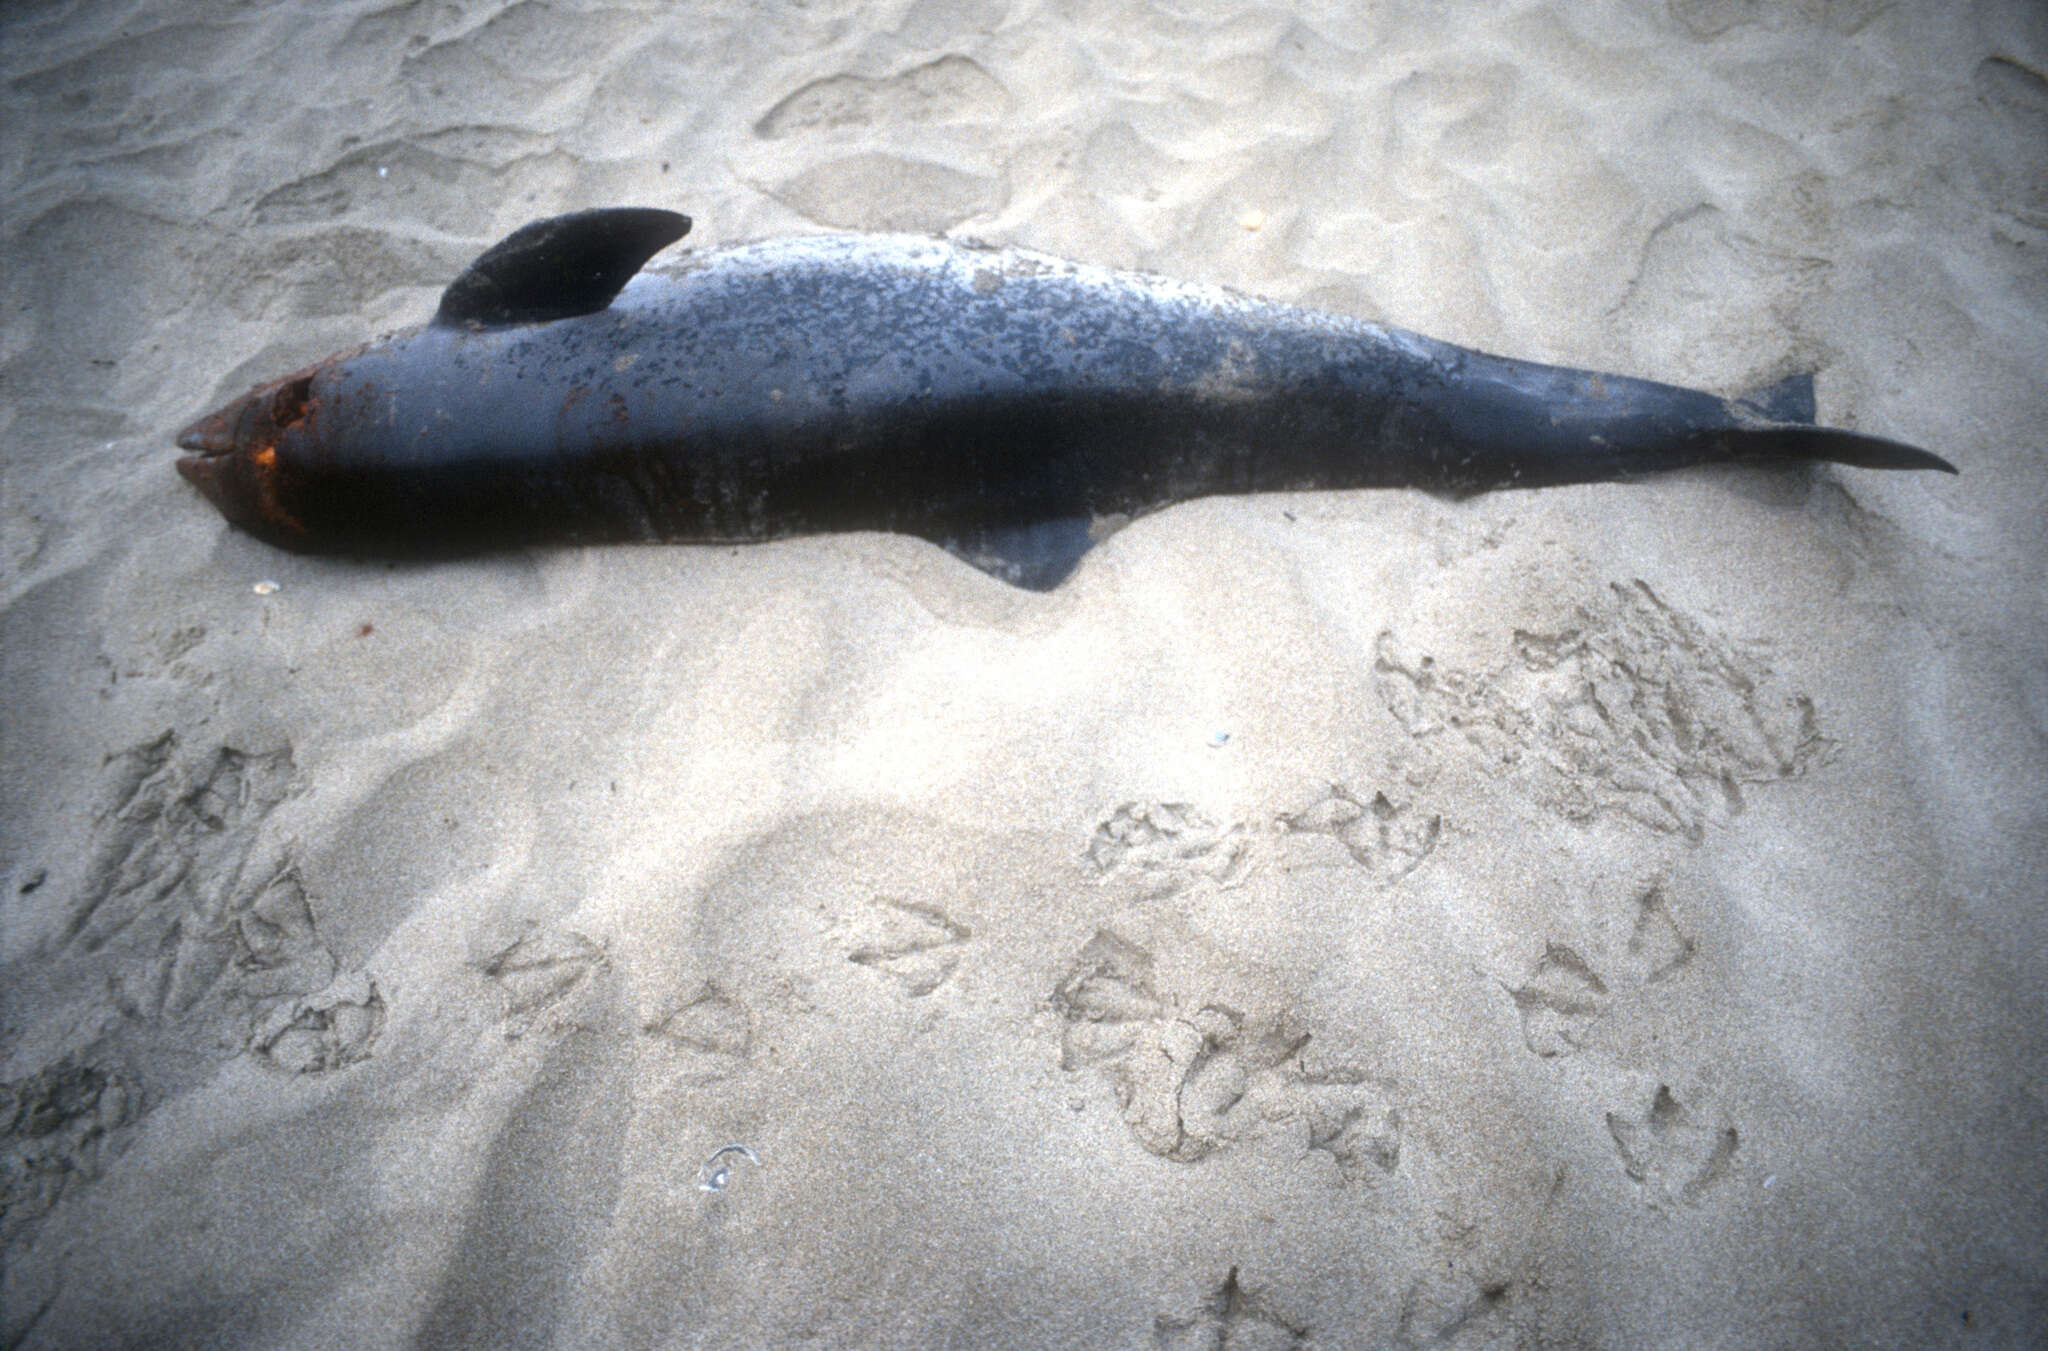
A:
4 1 2045 1346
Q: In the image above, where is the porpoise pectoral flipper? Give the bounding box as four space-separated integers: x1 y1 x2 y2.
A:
933 515 1120 592
175 206 1958 589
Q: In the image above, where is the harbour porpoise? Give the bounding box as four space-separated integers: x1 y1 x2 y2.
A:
176 207 1955 589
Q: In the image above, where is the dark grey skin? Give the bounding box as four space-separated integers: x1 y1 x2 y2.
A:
177 208 1955 589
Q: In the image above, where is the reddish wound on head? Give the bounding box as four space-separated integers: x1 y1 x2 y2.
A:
250 440 306 536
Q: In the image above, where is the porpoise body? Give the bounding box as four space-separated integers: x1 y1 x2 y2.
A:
177 208 1954 589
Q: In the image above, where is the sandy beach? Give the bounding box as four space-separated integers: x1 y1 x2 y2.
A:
3 0 2044 1346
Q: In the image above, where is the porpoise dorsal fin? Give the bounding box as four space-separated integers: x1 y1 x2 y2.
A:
434 207 691 328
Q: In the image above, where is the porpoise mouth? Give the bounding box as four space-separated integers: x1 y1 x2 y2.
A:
172 369 320 542
174 435 263 531
175 448 222 485
175 393 263 522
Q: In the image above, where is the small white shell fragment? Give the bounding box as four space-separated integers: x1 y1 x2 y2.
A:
699 1142 762 1192
1237 209 1265 231
1208 730 1231 747
253 580 280 595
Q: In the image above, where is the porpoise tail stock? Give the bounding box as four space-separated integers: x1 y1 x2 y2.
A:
177 207 1956 590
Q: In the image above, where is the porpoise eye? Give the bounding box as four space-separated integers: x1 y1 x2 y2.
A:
263 373 316 437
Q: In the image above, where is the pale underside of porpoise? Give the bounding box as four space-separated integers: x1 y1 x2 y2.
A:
176 208 1955 589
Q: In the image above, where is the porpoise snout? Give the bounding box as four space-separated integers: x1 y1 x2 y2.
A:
172 371 321 544
176 404 243 455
